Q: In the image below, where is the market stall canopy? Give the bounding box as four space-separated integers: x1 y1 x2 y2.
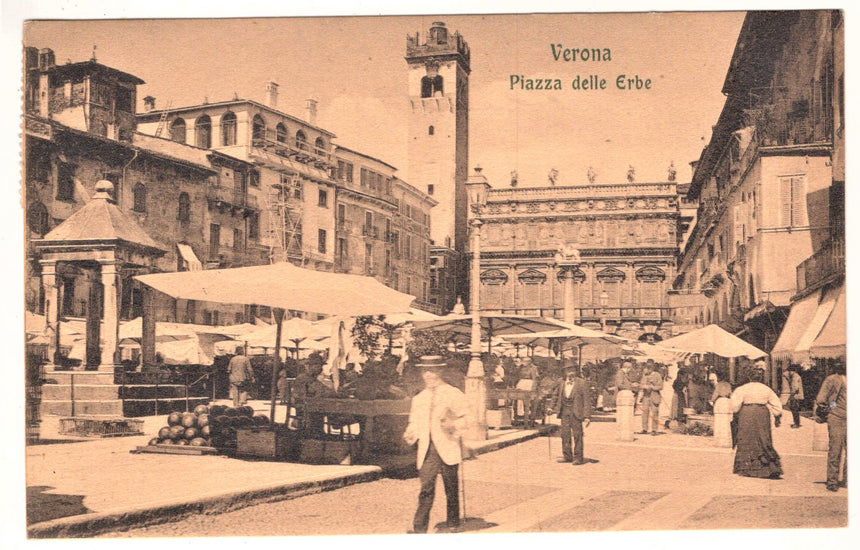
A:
237 317 331 349
660 324 766 359
809 283 846 359
771 284 841 363
502 324 622 350
413 313 570 342
134 261 416 316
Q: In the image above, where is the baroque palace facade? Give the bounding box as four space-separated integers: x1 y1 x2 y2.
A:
476 178 683 341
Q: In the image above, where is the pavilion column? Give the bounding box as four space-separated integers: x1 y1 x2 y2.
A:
86 269 102 369
100 261 120 370
141 285 157 372
40 260 61 369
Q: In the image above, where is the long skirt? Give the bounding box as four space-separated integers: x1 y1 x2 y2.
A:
733 404 783 478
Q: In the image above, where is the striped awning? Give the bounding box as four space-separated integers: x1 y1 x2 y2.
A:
772 284 841 362
810 284 846 359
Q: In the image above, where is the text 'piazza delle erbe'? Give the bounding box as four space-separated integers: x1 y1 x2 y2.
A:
509 44 652 91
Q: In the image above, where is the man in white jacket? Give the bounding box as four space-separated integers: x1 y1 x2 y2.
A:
403 355 469 534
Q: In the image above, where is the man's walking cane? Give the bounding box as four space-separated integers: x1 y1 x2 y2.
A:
459 438 467 524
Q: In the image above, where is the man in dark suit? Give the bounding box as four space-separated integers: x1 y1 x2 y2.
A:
550 366 592 465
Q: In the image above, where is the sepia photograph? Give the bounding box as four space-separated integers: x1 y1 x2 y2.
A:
9 1 850 543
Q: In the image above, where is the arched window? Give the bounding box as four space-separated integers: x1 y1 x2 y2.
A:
428 125 434 135
27 201 49 236
314 137 325 155
296 130 307 151
195 115 211 148
276 123 287 143
169 118 186 143
221 112 237 146
133 182 146 212
178 192 190 222
421 75 444 98
252 114 266 142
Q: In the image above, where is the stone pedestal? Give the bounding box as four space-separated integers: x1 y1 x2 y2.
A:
616 390 634 441
713 397 733 448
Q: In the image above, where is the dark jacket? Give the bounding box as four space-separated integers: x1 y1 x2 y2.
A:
554 376 592 420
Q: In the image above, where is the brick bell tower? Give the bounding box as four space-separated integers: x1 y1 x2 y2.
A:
405 21 470 313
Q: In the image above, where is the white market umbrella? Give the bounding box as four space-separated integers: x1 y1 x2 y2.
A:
135 261 415 317
660 324 766 359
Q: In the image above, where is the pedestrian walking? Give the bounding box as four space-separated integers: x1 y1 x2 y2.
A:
227 346 255 407
729 366 783 479
548 365 592 465
637 360 663 435
780 364 805 428
403 356 469 534
815 361 847 492
668 368 690 427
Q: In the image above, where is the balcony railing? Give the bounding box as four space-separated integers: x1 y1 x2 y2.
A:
796 237 845 292
206 185 259 210
362 225 380 239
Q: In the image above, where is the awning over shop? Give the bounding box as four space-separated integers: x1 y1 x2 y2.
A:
810 284 846 359
771 284 840 362
176 243 202 271
743 300 777 322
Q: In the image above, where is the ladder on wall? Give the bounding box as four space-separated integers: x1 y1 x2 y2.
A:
153 99 173 137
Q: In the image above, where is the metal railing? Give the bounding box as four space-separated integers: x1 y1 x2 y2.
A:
796 236 845 291
206 185 259 210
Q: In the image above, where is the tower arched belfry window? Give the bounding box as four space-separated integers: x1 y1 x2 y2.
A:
421 75 444 98
169 118 186 143
221 112 237 146
314 137 325 155
195 115 211 148
133 182 146 212
178 192 190 222
252 114 266 142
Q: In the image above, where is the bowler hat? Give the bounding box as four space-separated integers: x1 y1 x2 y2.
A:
415 355 447 372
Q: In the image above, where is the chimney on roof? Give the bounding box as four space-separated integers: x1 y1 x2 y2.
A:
38 48 55 70
305 98 318 126
143 96 156 112
266 81 279 109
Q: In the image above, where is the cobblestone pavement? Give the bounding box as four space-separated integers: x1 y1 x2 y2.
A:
102 420 847 537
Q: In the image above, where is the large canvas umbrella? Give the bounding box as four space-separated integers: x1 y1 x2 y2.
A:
660 324 766 359
503 325 623 364
413 313 571 352
135 261 415 317
135 261 416 423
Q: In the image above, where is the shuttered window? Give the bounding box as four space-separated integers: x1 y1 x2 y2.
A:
779 175 807 228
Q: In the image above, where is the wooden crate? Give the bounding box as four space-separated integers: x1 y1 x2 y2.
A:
299 438 360 465
236 426 298 460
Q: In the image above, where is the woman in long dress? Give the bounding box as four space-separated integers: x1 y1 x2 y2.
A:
729 367 784 479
